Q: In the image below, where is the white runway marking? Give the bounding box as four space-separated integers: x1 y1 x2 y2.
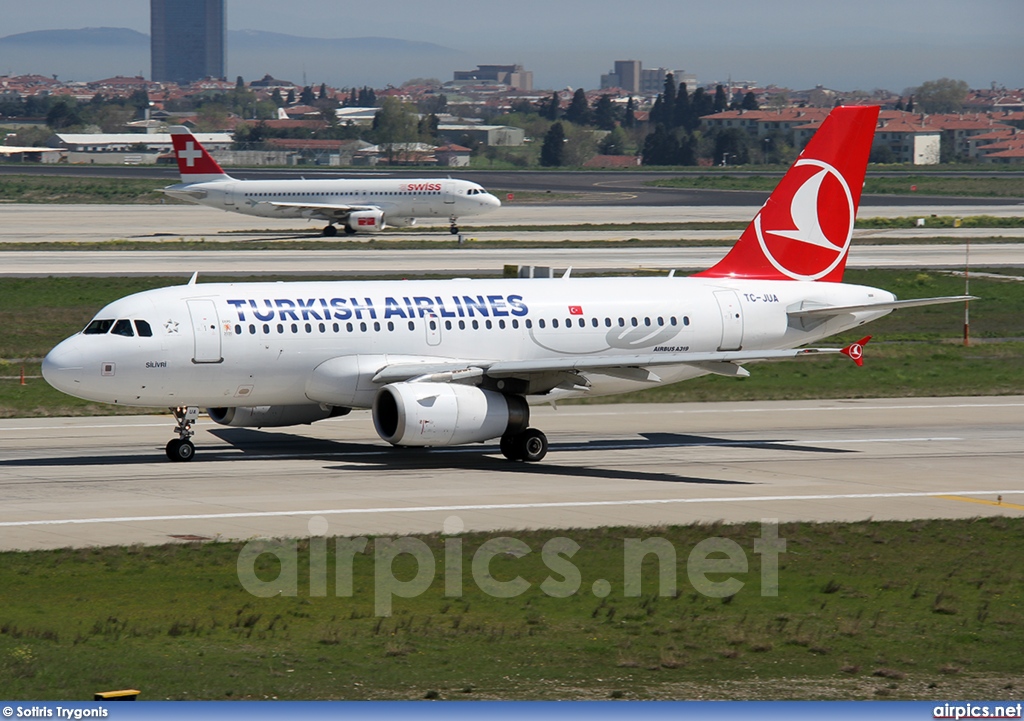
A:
3 489 1020 528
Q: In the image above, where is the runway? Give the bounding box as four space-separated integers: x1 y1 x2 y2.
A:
4 242 1023 277
2 202 1023 242
1 396 1021 551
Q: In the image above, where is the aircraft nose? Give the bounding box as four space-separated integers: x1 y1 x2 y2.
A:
42 337 85 393
485 193 501 208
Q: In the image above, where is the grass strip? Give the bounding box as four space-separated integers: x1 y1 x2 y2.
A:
0 518 1021 700
649 176 1024 198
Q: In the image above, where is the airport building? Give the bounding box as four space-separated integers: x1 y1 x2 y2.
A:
150 0 226 84
452 65 533 92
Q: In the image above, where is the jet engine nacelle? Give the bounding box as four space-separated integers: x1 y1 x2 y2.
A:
207 404 349 428
347 209 385 233
372 382 528 447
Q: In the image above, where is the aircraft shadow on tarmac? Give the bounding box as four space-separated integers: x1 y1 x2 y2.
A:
0 430 850 486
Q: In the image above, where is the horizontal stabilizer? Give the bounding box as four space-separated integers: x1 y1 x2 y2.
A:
789 295 976 319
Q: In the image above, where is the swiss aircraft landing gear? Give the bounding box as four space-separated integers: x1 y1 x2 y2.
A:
499 428 548 463
166 406 199 462
344 224 357 235
449 215 459 235
322 224 338 237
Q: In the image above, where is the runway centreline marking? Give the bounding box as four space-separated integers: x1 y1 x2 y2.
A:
2 490 1022 528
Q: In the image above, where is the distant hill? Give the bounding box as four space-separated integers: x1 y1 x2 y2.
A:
0 27 465 87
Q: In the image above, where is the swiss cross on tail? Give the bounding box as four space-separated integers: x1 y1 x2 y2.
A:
696 105 879 282
168 126 231 182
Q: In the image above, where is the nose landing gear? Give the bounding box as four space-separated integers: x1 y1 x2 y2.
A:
449 214 460 235
166 405 199 462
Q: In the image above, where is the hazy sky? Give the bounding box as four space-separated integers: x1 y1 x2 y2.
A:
2 0 1022 91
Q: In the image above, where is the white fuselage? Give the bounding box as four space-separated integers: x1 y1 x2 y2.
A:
162 177 500 226
42 276 894 410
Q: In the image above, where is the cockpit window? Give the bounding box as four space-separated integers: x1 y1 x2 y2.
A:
84 319 114 335
134 320 153 337
111 319 135 337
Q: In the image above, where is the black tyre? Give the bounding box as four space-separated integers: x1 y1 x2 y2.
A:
516 428 548 463
322 224 338 237
166 438 195 462
449 225 459 235
500 433 521 461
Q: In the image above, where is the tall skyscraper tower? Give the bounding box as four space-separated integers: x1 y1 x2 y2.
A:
151 0 225 84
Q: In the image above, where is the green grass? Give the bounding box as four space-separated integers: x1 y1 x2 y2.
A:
649 175 1024 198
0 175 187 204
1 269 1021 417
1 518 1022 700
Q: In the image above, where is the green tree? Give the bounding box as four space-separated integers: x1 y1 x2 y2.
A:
713 85 728 113
598 125 629 155
271 89 285 107
541 91 560 121
713 127 751 165
662 73 677 128
623 96 636 129
592 94 618 130
564 88 591 125
915 78 969 114
300 86 316 105
540 121 566 166
673 84 690 129
46 98 83 129
372 96 418 163
741 91 759 111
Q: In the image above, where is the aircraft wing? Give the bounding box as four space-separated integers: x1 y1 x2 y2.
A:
261 201 378 220
371 343 863 389
789 295 974 319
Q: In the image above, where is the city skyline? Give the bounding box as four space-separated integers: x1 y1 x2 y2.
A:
1 0 1022 92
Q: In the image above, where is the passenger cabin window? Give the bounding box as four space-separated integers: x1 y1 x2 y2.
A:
84 319 114 335
111 319 134 337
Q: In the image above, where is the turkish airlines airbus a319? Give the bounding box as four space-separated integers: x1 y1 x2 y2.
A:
45 106 971 463
161 127 501 236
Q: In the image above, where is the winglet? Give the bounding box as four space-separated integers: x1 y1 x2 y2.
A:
840 336 871 367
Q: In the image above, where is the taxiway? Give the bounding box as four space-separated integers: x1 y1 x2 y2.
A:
1 396 1021 551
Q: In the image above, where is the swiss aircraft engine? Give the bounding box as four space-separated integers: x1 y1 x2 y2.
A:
372 382 529 447
347 209 385 233
207 405 349 427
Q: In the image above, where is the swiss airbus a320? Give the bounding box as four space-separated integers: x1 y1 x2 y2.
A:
45 106 971 463
161 127 501 236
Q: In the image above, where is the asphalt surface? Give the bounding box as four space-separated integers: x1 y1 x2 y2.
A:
1 397 1021 551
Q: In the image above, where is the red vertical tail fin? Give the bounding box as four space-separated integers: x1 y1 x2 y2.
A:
169 126 232 183
696 105 879 282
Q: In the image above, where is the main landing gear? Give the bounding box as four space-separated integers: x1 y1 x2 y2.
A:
322 224 338 237
166 405 198 462
499 428 549 463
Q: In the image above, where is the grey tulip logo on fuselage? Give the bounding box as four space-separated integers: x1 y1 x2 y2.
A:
527 323 682 355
